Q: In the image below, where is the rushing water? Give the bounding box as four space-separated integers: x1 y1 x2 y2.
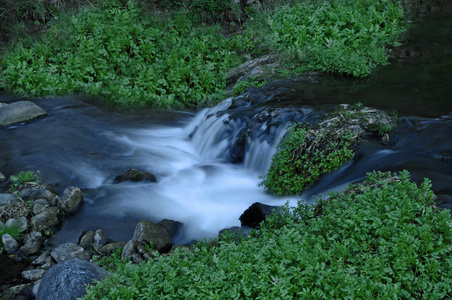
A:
0 2 451 246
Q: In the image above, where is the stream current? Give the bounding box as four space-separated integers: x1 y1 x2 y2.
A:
0 2 451 246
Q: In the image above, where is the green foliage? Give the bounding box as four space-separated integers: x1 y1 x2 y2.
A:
191 0 243 24
8 170 41 192
0 222 22 250
83 171 452 299
260 123 359 195
265 0 407 77
232 79 266 96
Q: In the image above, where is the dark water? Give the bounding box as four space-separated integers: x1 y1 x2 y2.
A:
0 2 451 246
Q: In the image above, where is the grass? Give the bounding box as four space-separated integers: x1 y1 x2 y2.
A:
82 170 452 299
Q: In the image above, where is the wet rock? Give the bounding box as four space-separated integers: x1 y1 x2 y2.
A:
58 187 84 215
22 269 46 281
0 172 5 182
226 54 276 85
51 243 91 263
36 259 110 300
98 242 127 256
239 202 279 228
33 201 48 215
31 207 63 232
121 240 138 259
32 280 41 297
32 250 51 266
20 232 45 256
78 230 95 250
114 168 157 183
133 220 172 253
93 229 108 250
6 217 28 233
2 234 20 254
0 101 47 128
0 193 16 205
157 219 183 239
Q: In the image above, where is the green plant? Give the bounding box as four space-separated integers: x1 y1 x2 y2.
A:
0 221 22 248
392 108 399 119
260 123 359 195
233 79 266 96
8 170 41 192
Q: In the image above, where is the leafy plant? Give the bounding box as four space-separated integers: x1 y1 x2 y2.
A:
260 123 359 195
232 78 266 96
8 170 41 192
0 221 22 249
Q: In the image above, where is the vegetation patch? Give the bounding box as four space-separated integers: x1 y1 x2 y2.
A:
83 171 452 299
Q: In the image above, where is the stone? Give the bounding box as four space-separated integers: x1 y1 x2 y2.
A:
36 259 110 300
0 101 47 128
93 229 108 250
22 269 46 281
121 239 139 259
6 283 33 299
33 201 48 215
51 243 91 263
157 219 183 238
32 250 51 266
2 233 20 254
239 202 279 228
0 193 16 205
6 216 28 233
33 280 41 297
58 187 84 215
20 232 45 256
41 261 55 270
98 242 127 256
0 171 5 182
78 230 95 250
31 207 63 232
114 168 157 183
132 220 172 253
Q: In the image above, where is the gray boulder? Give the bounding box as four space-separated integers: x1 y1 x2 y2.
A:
2 233 20 254
0 193 16 205
58 187 84 215
121 239 138 259
20 231 45 255
22 268 46 281
31 207 63 231
51 243 91 263
133 219 172 253
78 230 95 250
0 101 47 127
36 259 110 300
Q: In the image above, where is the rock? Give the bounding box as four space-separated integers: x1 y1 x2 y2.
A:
98 242 127 256
114 168 157 183
31 207 63 232
226 54 276 85
121 239 138 259
32 250 51 266
0 193 16 205
0 101 47 128
22 269 46 281
132 219 172 253
6 283 34 300
20 232 45 256
58 187 84 215
51 243 91 263
157 219 183 238
6 216 28 233
78 230 95 250
41 261 55 270
33 280 41 297
0 171 5 182
33 201 48 215
36 259 110 300
2 233 20 254
239 202 279 228
93 229 108 250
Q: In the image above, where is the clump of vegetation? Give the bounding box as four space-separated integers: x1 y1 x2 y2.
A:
260 123 359 195
83 171 452 299
7 170 41 193
0 222 22 251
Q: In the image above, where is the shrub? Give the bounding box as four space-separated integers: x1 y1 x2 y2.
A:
82 171 452 299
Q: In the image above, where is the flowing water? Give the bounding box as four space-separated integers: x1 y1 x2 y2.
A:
0 2 451 246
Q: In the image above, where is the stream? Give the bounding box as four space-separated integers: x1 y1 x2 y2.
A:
0 2 451 246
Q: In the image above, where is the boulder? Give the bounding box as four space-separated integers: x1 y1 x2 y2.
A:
0 101 47 128
98 242 127 256
157 219 183 238
36 259 110 300
22 269 46 281
78 230 95 250
6 216 28 233
20 231 45 256
32 250 51 266
58 187 84 215
31 207 63 232
133 220 172 253
2 233 20 254
51 243 91 263
33 201 48 215
0 193 16 205
121 239 138 259
114 168 157 183
93 229 108 250
239 202 279 228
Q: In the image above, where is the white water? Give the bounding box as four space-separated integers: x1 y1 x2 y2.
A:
92 99 300 243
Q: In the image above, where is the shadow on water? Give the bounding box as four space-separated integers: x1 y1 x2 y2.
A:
0 2 451 246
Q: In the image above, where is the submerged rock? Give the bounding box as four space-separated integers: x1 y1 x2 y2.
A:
0 101 47 128
36 259 110 300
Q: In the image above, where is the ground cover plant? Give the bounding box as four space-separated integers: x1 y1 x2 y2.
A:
0 0 408 108
82 171 452 299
